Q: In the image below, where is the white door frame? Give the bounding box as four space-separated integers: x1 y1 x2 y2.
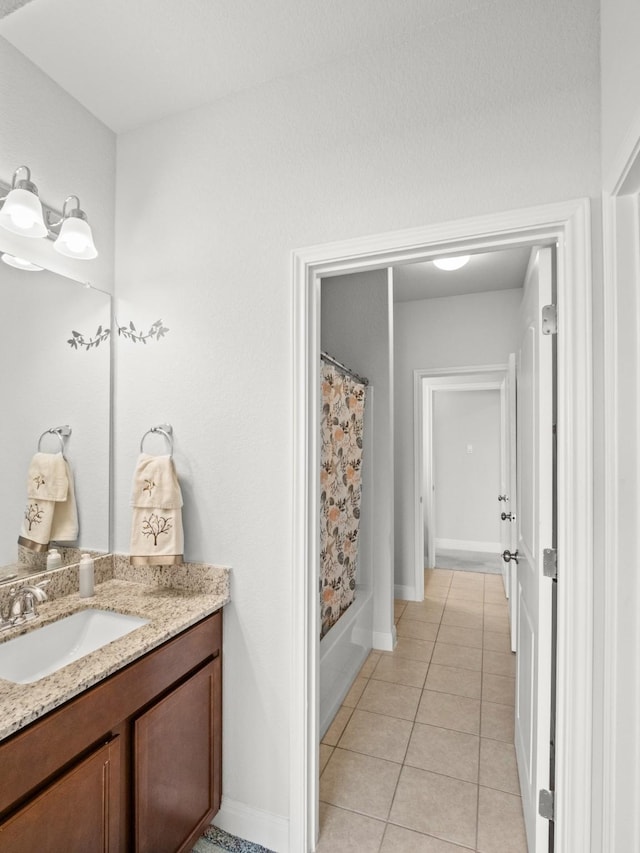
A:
291 198 592 853
601 120 640 852
414 365 507 601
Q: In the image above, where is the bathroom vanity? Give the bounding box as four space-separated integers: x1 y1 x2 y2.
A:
0 561 229 853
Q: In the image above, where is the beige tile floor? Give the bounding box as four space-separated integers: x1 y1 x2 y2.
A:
318 568 528 853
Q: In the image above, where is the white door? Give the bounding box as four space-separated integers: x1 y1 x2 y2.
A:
505 352 518 652
515 246 554 852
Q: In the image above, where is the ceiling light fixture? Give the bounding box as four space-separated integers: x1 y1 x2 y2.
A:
0 165 98 260
1 252 44 272
433 255 470 271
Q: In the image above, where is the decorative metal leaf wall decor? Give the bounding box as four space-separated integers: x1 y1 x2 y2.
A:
67 319 169 351
117 319 169 344
68 326 111 350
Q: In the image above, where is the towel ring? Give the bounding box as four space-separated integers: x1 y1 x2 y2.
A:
37 425 71 457
140 424 173 457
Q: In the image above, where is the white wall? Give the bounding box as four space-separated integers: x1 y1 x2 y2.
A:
394 289 521 592
109 3 599 846
0 37 115 292
432 389 501 550
600 0 640 180
321 270 394 646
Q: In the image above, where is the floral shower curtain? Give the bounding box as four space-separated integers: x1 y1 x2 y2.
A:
320 363 367 639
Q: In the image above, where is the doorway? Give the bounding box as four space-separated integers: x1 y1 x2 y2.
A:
430 385 504 567
414 365 510 603
291 200 593 852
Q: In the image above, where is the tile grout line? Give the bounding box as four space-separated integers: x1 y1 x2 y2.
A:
319 568 522 851
380 579 442 845
475 572 486 851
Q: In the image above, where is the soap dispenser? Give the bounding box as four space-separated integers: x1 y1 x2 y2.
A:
46 548 62 570
79 553 95 598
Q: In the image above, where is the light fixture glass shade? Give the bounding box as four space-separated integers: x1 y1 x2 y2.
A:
53 214 98 259
1 252 44 271
433 255 470 271
0 187 47 238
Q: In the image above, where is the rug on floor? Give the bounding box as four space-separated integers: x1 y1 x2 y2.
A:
193 825 275 853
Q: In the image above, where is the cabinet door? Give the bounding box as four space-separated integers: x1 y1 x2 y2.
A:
134 658 220 853
0 737 120 853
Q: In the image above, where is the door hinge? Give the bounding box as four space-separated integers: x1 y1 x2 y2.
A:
543 548 557 580
538 788 555 821
542 304 558 335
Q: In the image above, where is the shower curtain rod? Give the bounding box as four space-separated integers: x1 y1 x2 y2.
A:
320 351 369 386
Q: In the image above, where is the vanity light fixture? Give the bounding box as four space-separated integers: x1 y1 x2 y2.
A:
433 255 470 271
0 253 44 272
50 196 98 260
0 165 98 260
0 166 47 238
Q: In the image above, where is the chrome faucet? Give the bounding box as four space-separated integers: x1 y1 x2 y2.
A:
0 581 49 631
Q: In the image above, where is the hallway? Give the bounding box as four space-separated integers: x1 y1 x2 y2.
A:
317 569 527 852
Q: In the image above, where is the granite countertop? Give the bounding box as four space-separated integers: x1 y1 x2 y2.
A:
0 560 230 741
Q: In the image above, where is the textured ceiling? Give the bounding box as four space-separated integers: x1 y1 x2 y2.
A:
393 247 530 303
0 0 491 133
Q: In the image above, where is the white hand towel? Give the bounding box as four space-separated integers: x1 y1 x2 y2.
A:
129 453 184 565
18 453 79 551
52 459 79 541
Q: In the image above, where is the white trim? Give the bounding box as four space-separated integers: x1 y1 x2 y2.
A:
601 189 619 853
372 627 396 651
415 366 507 578
394 584 417 601
436 539 502 553
290 255 319 852
291 199 593 853
601 114 640 852
215 797 289 853
553 198 593 853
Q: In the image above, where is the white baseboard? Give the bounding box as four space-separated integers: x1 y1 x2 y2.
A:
373 625 396 651
214 796 289 853
436 538 501 554
394 584 418 601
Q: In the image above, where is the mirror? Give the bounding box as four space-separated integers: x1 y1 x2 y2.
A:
0 238 111 582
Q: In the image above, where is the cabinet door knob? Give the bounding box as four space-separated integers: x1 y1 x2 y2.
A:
498 494 509 502
501 512 515 521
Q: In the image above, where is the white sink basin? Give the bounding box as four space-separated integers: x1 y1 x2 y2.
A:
0 609 149 684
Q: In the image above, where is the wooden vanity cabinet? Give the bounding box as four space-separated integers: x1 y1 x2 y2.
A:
135 657 221 853
0 737 121 853
0 610 222 853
